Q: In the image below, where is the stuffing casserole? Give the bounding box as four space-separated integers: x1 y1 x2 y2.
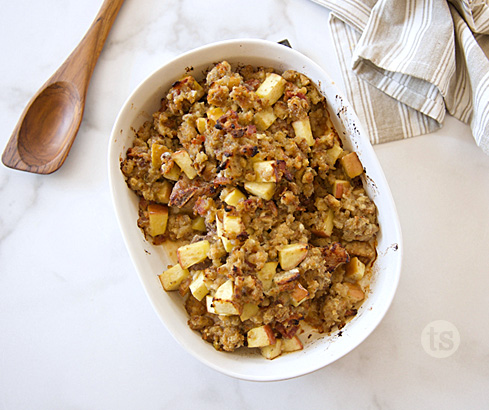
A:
120 61 379 359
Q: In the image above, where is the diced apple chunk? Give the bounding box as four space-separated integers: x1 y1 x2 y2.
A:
279 243 308 270
222 214 245 238
215 213 224 236
324 208 335 237
325 143 343 167
215 216 236 252
290 282 309 306
224 188 246 206
333 180 350 199
196 117 207 134
311 208 334 238
240 303 259 321
191 216 206 232
273 268 300 287
253 160 277 183
206 295 216 314
177 240 210 269
255 73 286 106
253 107 277 130
147 204 168 236
172 150 197 179
189 272 209 301
213 279 241 316
250 150 266 164
221 237 235 253
214 279 234 300
244 181 276 200
247 325 276 348
260 339 282 360
345 257 366 282
256 261 278 291
159 264 190 291
341 152 364 178
292 118 314 146
191 78 204 94
281 336 303 352
151 143 169 169
155 180 172 204
162 162 181 181
344 282 365 302
206 106 225 122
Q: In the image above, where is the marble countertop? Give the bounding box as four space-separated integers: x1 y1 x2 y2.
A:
1 1 488 408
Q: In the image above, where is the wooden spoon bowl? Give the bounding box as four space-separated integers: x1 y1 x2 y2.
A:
2 0 125 174
17 81 81 167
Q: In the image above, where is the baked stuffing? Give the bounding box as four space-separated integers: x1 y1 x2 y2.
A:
121 61 379 359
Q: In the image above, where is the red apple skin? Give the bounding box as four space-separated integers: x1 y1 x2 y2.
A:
333 180 350 199
282 335 304 352
263 325 276 345
248 324 276 347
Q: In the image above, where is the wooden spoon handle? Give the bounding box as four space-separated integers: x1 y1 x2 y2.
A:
55 0 126 94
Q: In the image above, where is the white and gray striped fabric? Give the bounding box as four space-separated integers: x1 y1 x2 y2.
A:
312 0 489 154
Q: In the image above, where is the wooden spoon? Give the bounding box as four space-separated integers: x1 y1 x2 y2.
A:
2 0 125 174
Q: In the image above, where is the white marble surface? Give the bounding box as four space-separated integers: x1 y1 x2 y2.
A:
1 1 488 408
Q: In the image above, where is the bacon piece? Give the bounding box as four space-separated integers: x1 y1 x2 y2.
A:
244 78 260 91
230 128 246 138
322 242 350 272
215 157 230 172
275 314 303 339
274 159 294 182
240 145 259 157
213 175 233 186
193 197 214 216
237 231 249 241
266 200 278 217
240 197 262 214
245 125 257 135
215 110 239 132
169 177 214 208
191 134 205 145
214 113 257 140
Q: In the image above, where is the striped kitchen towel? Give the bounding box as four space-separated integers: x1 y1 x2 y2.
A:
312 0 489 154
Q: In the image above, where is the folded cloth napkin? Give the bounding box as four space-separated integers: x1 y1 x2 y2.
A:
312 0 489 154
